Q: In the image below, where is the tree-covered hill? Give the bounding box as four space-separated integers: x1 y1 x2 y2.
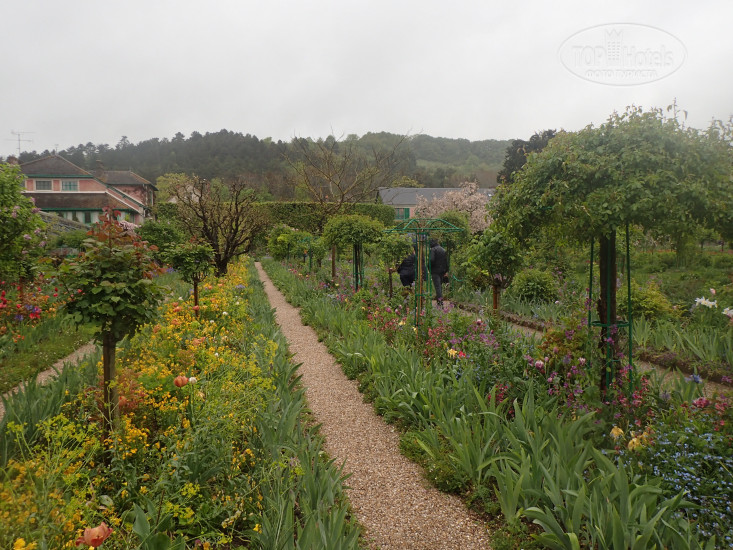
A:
11 130 512 197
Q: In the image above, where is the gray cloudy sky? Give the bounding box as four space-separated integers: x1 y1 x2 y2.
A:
2 0 731 157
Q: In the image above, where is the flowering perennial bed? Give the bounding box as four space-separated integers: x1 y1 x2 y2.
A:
0 259 359 549
263 259 733 549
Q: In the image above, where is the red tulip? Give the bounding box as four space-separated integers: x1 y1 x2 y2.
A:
76 522 113 547
174 375 189 388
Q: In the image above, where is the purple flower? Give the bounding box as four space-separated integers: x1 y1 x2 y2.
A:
23 234 31 240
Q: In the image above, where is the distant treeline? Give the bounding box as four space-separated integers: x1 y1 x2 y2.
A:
12 130 512 198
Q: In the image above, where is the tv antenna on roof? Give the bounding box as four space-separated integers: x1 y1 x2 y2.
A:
6 130 34 157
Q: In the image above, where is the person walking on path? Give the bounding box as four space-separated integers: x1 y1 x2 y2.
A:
429 238 449 307
396 252 416 287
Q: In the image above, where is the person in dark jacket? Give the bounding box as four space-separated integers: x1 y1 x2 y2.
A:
397 252 416 287
429 239 449 306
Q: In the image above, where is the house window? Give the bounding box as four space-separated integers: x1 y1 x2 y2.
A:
61 180 78 191
35 180 52 191
395 207 410 220
84 212 92 224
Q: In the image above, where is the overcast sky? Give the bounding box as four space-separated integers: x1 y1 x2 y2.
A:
2 0 731 157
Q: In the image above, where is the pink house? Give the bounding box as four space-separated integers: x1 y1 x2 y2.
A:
19 155 155 226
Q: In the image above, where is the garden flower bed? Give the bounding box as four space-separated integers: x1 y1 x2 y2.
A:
263 258 733 549
0 259 360 549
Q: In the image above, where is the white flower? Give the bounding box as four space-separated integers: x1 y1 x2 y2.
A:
214 352 219 357
710 288 716 295
222 311 228 316
724 307 733 318
210 320 215 324
188 377 197 384
695 297 704 306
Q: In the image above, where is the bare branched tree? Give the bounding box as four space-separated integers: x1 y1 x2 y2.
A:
170 175 268 275
284 134 409 231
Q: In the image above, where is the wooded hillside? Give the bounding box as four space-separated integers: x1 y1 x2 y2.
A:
12 131 512 198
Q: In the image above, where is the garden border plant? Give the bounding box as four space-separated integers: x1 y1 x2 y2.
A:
1 258 361 549
263 257 729 548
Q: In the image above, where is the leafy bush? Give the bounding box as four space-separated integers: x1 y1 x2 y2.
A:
508 268 557 303
267 225 312 260
618 278 679 321
51 229 88 250
135 219 186 260
711 253 733 270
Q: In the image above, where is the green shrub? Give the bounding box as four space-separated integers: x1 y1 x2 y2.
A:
136 219 186 259
712 253 733 270
619 279 679 321
508 268 557 303
51 228 88 249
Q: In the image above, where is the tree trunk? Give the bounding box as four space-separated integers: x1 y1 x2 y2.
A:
102 331 119 433
598 232 618 395
331 245 336 282
492 284 500 312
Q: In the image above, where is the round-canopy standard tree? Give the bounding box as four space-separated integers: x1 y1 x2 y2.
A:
322 214 384 290
59 209 164 429
492 106 732 390
463 227 522 312
163 240 214 316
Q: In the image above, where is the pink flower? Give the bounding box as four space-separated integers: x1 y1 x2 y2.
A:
692 397 710 409
76 522 113 547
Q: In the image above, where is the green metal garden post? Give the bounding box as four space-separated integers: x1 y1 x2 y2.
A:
626 222 634 395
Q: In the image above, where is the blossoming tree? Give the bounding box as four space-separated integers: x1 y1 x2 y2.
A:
414 181 491 234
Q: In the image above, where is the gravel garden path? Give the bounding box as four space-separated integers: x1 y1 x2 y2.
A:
255 263 493 550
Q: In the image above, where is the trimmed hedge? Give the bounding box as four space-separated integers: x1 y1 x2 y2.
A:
259 202 395 233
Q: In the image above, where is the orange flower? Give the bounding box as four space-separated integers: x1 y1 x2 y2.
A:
75 522 113 547
174 375 189 388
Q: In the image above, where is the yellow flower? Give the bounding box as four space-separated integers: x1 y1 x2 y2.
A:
627 437 642 451
254 523 262 533
610 426 624 440
447 348 458 358
14 539 38 550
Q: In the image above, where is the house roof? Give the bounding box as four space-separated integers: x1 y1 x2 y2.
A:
19 155 92 177
105 170 156 189
20 155 155 189
377 187 493 207
25 192 135 212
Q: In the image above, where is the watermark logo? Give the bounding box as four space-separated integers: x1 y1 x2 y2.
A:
559 23 686 86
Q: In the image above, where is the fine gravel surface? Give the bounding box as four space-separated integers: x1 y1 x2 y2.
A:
0 342 98 422
255 263 493 550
